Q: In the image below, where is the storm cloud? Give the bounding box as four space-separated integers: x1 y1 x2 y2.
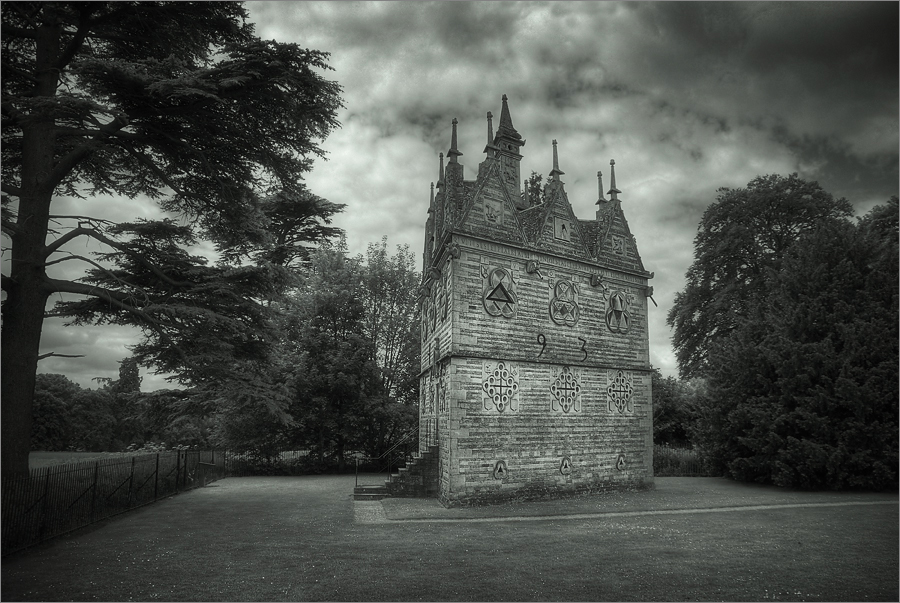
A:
36 1 898 386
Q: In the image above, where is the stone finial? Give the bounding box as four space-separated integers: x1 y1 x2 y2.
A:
487 111 494 144
448 118 463 163
497 94 523 142
438 152 444 185
607 159 622 202
596 170 607 205
484 111 498 155
429 182 434 213
549 139 565 181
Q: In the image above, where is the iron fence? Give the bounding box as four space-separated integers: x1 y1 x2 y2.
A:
2 450 226 557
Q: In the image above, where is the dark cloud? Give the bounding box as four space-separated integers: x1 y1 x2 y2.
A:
26 2 896 387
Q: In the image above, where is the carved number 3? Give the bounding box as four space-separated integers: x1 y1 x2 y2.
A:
537 334 547 358
578 337 588 361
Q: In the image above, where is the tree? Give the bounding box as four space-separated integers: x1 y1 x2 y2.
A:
1 2 343 475
667 174 853 379
651 369 695 448
361 237 420 406
286 241 382 470
696 200 898 489
521 171 546 207
31 374 81 451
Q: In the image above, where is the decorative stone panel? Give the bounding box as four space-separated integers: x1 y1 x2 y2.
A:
482 361 520 413
607 369 634 414
549 278 580 327
482 266 517 318
550 366 582 413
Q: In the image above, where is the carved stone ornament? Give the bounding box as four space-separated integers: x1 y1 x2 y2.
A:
560 456 573 476
612 235 626 255
493 459 508 480
443 265 451 321
554 217 572 241
606 290 630 334
482 361 520 413
438 362 449 414
448 243 461 259
550 366 582 413
483 267 517 318
549 279 580 327
429 266 441 280
484 197 503 224
607 369 634 414
616 454 627 471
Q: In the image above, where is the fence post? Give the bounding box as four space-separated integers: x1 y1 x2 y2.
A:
128 456 135 504
154 453 160 501
38 467 52 540
175 450 181 491
89 461 100 521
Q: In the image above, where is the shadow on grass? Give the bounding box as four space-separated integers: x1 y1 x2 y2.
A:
2 475 897 602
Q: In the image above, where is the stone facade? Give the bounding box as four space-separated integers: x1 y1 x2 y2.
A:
419 96 654 506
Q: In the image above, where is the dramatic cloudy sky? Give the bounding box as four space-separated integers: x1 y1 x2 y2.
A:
36 1 898 390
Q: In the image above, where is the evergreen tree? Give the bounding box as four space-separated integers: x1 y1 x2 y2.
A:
1 2 343 475
698 199 898 489
667 174 853 379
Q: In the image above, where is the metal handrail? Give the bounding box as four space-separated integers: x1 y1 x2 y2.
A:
354 427 419 488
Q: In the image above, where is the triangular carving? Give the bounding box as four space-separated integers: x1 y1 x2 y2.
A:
528 182 593 260
455 158 528 245
594 200 646 273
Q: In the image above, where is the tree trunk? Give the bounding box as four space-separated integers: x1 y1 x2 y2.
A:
1 191 53 478
1 15 60 477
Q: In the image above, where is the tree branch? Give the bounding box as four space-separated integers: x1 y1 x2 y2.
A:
43 252 150 305
37 352 86 361
1 183 23 198
46 114 130 189
43 226 193 289
0 23 37 39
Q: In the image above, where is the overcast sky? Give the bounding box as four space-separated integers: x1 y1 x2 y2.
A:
36 1 898 390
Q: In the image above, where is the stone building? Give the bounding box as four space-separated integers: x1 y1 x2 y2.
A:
417 95 654 506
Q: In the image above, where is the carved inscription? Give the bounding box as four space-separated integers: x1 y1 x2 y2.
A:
482 361 519 413
607 370 634 414
550 366 582 413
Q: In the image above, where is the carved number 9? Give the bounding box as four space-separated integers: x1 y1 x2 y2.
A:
537 334 547 358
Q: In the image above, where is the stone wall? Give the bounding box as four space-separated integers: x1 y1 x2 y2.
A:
433 236 653 506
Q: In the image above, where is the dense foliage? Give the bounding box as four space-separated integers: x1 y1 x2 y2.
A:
211 239 420 469
691 197 898 490
1 1 344 475
667 174 854 379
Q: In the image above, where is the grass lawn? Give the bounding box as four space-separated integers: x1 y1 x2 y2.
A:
2 476 897 602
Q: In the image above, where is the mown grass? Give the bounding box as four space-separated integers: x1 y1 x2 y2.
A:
2 476 897 602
